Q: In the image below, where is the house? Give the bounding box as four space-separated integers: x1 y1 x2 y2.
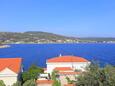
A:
36 79 54 86
0 58 22 86
52 66 82 86
53 67 81 86
46 55 90 73
36 73 53 86
64 84 75 86
46 55 90 86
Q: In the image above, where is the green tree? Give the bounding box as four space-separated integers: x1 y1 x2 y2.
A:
103 65 115 86
76 63 115 86
0 80 5 86
22 64 44 82
66 77 75 84
23 79 36 86
52 71 61 86
22 72 31 82
12 81 21 86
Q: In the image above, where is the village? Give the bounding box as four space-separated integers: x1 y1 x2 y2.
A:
1 0 115 86
0 55 91 86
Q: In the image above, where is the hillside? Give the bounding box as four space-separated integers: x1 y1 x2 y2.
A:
0 31 115 44
0 31 78 44
79 37 115 42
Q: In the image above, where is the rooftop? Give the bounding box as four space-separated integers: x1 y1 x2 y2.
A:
59 72 81 75
64 84 75 86
36 80 54 84
0 58 22 73
47 56 89 63
54 67 73 71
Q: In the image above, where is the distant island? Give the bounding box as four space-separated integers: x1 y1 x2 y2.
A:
0 31 115 44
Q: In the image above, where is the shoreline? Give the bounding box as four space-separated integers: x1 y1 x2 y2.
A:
6 42 115 45
0 45 10 48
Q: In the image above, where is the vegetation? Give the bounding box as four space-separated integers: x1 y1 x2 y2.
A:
12 64 42 86
66 77 75 84
22 79 36 86
1 31 115 44
0 31 78 43
12 81 21 86
0 80 5 86
76 63 115 86
79 37 115 42
52 71 61 86
22 64 44 82
0 40 5 45
0 31 115 43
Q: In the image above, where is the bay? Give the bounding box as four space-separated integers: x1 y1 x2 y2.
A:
0 43 115 70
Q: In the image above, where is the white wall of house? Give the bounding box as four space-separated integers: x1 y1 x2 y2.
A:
0 68 18 86
46 62 90 73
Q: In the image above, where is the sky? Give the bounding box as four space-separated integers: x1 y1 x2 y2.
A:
0 0 115 37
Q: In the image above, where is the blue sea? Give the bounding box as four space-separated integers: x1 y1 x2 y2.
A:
0 43 115 70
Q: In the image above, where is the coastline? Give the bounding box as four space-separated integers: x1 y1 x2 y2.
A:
0 45 10 48
5 42 115 45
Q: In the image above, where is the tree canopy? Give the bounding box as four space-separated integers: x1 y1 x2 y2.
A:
22 64 44 82
0 80 5 86
12 81 21 86
52 71 61 86
76 64 115 86
23 79 36 86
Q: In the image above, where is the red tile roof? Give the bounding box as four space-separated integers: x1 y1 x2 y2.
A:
47 56 89 63
54 67 73 71
64 84 75 86
0 58 22 73
59 72 81 75
36 80 54 84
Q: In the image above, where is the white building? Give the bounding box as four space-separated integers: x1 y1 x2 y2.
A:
36 73 53 86
0 58 22 86
45 55 90 86
46 55 90 73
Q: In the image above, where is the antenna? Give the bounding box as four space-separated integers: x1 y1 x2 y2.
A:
71 56 74 69
59 53 62 57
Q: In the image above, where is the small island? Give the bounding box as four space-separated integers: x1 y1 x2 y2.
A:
0 45 10 48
